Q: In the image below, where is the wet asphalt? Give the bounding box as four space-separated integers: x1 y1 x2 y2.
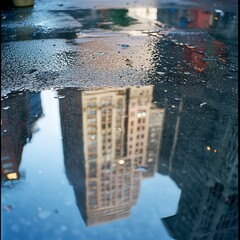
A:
1 0 238 115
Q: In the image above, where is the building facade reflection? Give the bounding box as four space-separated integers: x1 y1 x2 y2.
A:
153 7 238 237
158 97 238 239
59 86 165 226
1 92 43 181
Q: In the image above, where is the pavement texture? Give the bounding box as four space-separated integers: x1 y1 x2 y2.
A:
1 0 238 114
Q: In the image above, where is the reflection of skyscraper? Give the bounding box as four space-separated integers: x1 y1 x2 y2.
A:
1 92 43 181
162 157 238 240
157 98 184 187
82 87 133 226
162 174 238 240
126 86 165 177
207 115 238 191
59 86 165 226
158 96 238 239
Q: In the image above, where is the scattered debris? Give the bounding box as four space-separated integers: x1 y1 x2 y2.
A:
200 102 207 107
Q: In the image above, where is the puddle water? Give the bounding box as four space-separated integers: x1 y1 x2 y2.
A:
1 85 238 240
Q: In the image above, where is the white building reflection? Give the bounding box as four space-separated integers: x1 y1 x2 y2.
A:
59 85 165 226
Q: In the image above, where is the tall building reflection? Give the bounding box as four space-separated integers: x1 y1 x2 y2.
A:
158 97 238 239
151 7 238 238
59 86 165 226
1 92 43 181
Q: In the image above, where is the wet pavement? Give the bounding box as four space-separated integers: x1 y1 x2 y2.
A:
1 1 238 240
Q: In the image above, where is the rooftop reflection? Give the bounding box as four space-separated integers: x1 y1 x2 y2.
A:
58 86 165 226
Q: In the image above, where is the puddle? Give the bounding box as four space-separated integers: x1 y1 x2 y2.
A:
1 85 238 240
